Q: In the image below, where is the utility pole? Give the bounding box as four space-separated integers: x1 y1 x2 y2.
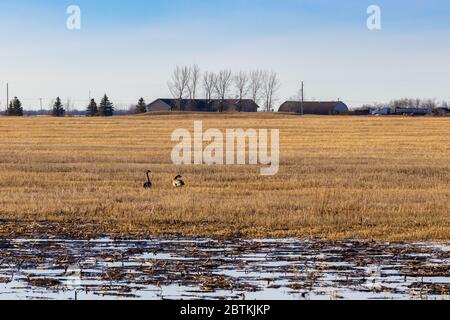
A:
40 98 43 115
300 81 304 115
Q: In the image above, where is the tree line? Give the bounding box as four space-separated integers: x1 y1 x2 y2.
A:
167 65 280 112
2 94 149 117
361 98 448 111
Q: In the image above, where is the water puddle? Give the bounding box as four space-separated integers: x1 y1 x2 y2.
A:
0 238 449 300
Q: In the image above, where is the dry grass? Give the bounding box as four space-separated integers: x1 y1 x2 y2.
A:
0 113 448 241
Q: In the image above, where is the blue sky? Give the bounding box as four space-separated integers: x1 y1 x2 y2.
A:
0 0 449 109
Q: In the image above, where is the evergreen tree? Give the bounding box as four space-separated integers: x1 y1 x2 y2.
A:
6 97 23 116
86 99 98 117
136 97 147 114
98 94 114 117
6 101 14 116
52 97 65 117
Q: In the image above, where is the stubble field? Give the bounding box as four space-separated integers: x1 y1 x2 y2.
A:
0 113 448 241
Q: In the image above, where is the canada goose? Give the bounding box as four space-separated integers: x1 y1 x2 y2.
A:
172 175 185 188
143 170 153 189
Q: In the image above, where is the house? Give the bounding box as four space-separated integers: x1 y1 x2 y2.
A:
393 107 432 116
147 99 259 113
278 101 349 115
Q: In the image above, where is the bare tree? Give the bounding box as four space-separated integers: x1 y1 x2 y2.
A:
203 71 217 107
414 98 421 108
420 98 437 110
390 98 436 110
188 64 201 99
214 69 233 112
262 71 280 112
249 70 264 109
234 71 249 110
234 71 249 100
390 98 411 109
168 66 191 111
65 97 75 115
215 69 233 100
438 100 449 109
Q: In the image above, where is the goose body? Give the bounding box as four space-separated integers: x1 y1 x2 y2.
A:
172 175 185 188
144 170 153 189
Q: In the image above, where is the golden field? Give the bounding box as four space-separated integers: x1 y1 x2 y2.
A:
0 113 448 241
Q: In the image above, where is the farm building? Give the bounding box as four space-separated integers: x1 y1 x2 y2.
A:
147 99 259 113
433 107 450 116
393 107 432 116
278 101 349 115
351 107 371 115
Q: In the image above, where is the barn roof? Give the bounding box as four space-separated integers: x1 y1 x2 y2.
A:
278 101 349 115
